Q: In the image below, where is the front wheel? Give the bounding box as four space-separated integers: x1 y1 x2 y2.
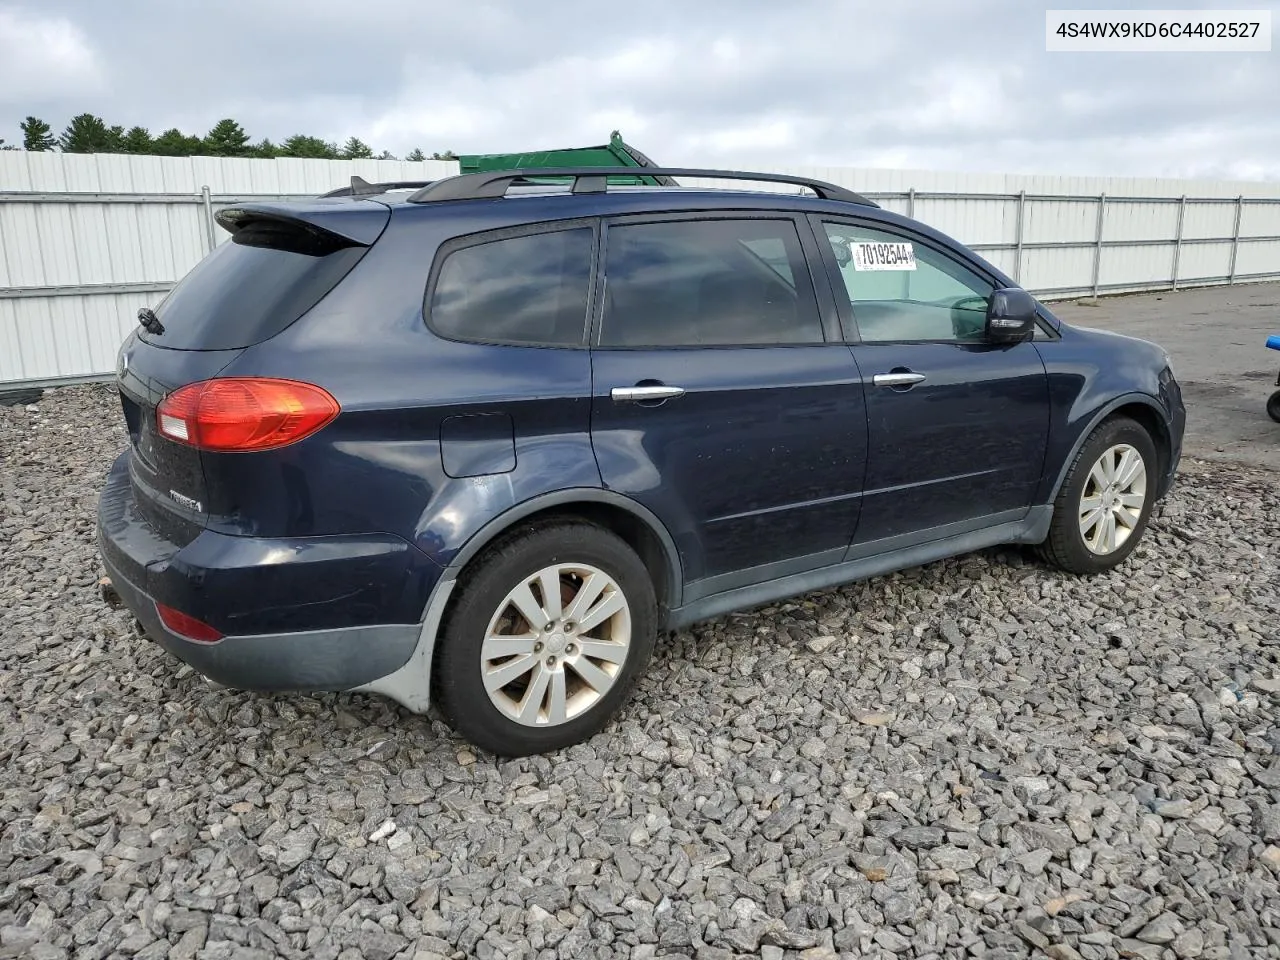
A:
1267 389 1280 424
1037 416 1158 575
434 521 657 757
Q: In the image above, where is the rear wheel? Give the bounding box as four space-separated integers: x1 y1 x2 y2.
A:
1267 389 1280 424
435 521 657 756
1037 416 1158 575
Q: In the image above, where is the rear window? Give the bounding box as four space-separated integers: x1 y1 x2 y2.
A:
599 218 822 347
427 227 593 346
146 221 367 350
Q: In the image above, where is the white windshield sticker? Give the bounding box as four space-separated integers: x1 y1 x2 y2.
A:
851 241 917 271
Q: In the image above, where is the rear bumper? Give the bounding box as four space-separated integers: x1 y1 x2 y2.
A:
96 451 438 693
101 551 422 691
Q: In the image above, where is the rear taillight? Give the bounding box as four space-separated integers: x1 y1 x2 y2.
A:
156 603 223 643
156 378 339 452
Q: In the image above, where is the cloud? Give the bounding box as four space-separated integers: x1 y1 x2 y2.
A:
1 0 1278 180
0 5 102 103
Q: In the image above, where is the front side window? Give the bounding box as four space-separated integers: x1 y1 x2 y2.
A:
599 218 823 347
429 227 593 346
822 222 994 343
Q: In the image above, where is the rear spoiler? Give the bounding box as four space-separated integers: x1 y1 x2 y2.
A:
215 199 389 247
319 176 435 198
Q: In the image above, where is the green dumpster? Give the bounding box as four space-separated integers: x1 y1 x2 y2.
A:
457 131 676 186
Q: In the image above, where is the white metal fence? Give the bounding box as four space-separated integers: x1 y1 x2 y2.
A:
3 152 1280 387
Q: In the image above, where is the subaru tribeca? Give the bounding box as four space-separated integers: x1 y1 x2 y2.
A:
97 167 1186 756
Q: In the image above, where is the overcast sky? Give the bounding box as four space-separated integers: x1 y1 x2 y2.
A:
1 0 1277 180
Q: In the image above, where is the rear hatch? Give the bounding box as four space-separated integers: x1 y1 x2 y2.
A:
115 199 389 544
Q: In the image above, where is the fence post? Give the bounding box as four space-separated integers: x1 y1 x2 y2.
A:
1090 192 1106 298
200 185 216 253
1228 195 1244 284
1013 189 1026 284
1170 194 1186 292
906 187 915 220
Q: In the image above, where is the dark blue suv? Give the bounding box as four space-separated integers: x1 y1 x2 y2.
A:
97 167 1186 756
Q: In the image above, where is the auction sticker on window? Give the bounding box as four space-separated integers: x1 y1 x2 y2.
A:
852 241 917 271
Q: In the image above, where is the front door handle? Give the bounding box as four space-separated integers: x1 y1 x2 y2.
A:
872 372 927 388
611 385 686 403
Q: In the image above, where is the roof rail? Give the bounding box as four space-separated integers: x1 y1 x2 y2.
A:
405 167 878 207
320 176 437 198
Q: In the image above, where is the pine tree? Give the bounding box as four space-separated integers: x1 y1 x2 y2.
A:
121 126 153 154
281 135 339 159
249 138 278 158
431 150 458 161
152 127 203 156
377 149 397 161
59 114 123 153
204 118 251 157
405 147 425 162
21 116 56 151
340 137 374 159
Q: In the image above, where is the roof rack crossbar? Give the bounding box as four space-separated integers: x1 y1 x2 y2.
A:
320 176 438 198
405 167 878 207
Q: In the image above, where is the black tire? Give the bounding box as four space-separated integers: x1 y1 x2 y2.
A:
434 520 657 757
1036 416 1158 575
1268 389 1280 424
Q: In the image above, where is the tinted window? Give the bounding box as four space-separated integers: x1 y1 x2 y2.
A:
149 223 367 350
429 228 593 346
600 219 823 347
823 222 994 343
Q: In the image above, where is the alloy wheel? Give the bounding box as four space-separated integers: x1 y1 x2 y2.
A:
479 563 632 727
1078 443 1147 555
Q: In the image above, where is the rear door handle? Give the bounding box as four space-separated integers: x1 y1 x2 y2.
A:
611 385 686 403
872 372 927 388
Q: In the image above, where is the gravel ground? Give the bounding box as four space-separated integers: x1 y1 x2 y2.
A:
2 383 1279 960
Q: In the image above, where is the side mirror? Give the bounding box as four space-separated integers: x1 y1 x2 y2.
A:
985 287 1038 342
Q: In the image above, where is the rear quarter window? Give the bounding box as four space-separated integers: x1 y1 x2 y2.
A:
427 227 594 347
148 220 368 351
